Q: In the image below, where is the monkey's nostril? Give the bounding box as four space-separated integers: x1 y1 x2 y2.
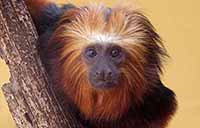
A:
108 72 112 76
95 71 102 76
95 71 99 75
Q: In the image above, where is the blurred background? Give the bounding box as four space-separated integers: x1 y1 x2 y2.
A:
0 0 200 127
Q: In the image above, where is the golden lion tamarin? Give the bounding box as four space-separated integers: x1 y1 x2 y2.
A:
26 0 177 127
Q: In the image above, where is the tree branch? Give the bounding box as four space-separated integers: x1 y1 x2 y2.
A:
0 0 82 127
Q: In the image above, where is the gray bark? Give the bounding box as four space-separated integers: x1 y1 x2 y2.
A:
0 0 82 127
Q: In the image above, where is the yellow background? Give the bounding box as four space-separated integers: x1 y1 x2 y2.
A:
0 0 200 127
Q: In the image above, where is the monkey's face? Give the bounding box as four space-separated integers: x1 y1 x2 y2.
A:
49 4 166 94
49 5 166 96
83 43 125 89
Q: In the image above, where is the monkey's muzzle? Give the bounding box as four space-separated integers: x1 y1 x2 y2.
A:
89 64 119 89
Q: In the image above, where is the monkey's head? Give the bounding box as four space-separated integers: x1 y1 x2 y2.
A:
45 5 167 121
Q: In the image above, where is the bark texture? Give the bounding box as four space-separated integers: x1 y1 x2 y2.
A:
0 0 82 127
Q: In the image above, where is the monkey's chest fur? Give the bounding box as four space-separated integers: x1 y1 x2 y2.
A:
71 84 176 128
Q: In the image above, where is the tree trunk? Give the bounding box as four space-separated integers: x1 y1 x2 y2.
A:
0 0 82 127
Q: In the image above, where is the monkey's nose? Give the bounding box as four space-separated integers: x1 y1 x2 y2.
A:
90 69 118 89
95 70 112 81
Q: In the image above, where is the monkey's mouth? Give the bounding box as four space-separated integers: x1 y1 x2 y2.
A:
90 79 118 89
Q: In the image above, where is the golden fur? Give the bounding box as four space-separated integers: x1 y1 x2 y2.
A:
46 5 166 121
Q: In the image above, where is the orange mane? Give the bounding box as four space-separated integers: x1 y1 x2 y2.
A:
47 5 167 120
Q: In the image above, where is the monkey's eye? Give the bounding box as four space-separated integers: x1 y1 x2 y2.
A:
110 48 121 58
86 48 97 58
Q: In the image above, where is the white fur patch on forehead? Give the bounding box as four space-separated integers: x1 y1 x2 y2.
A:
87 32 120 43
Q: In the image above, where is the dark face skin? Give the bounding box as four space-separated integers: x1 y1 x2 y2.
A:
83 43 126 89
